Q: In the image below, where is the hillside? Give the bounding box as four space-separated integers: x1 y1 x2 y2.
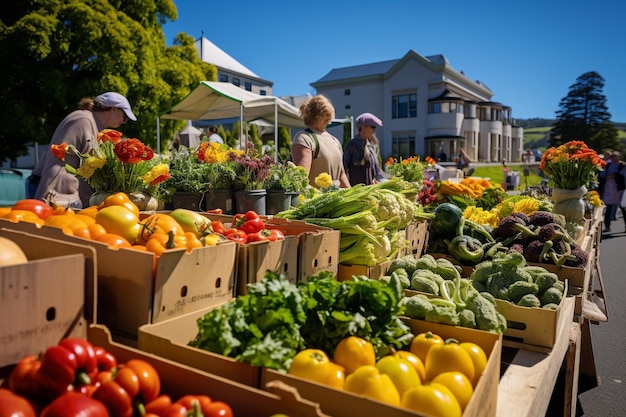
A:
518 119 626 152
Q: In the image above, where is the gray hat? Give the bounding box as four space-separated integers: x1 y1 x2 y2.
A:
95 92 137 121
356 112 383 127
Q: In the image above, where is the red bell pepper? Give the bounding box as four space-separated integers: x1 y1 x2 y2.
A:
40 391 108 417
224 228 247 243
232 211 265 234
94 346 118 372
246 229 285 242
37 345 78 398
0 388 37 417
143 395 173 416
8 355 44 399
92 380 133 417
12 199 54 220
59 338 98 382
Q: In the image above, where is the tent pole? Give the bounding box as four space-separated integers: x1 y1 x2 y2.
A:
274 101 279 162
156 117 161 154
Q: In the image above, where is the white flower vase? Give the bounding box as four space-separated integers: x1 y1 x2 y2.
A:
551 186 587 224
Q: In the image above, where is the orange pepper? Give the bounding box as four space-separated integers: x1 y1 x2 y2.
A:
137 213 185 245
2 210 44 227
79 206 99 218
97 192 140 217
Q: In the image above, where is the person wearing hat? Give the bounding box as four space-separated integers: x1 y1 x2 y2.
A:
343 112 384 186
29 92 137 208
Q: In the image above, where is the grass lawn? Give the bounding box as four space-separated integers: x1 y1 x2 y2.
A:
471 164 544 189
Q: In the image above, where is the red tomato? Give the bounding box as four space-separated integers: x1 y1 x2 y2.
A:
40 391 109 417
0 388 37 417
204 401 234 417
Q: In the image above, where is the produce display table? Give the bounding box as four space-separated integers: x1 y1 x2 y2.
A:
496 207 606 417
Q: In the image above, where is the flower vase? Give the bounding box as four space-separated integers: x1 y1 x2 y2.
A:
551 186 587 224
265 189 292 215
207 189 235 215
89 191 162 212
234 189 266 215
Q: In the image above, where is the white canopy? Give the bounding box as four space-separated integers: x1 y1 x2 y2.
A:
159 82 306 158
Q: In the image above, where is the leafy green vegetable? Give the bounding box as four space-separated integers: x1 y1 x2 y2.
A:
189 270 414 371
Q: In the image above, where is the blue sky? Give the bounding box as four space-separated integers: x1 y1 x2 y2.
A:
162 0 626 122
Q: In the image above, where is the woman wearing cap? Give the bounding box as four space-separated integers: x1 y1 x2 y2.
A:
343 112 384 186
29 92 137 208
291 95 350 188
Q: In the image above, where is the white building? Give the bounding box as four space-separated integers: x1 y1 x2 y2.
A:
194 36 273 96
311 50 524 163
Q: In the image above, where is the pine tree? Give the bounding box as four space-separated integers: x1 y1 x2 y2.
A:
549 71 620 152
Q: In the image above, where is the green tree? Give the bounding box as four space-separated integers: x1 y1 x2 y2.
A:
0 0 215 163
549 71 619 152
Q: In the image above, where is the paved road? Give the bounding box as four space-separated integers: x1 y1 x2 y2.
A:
574 224 626 416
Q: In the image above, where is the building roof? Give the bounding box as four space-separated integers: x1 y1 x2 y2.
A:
313 59 399 84
194 36 259 78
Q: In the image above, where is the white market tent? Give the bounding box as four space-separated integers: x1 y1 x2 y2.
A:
158 81 306 160
179 125 202 148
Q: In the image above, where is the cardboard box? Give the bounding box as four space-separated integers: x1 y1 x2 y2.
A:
0 218 237 340
0 228 96 367
402 220 429 258
495 282 570 348
265 218 340 283
261 320 502 417
138 302 262 387
336 259 393 281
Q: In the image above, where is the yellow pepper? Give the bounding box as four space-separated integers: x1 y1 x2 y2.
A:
332 336 376 375
424 338 475 383
288 349 344 389
344 365 401 406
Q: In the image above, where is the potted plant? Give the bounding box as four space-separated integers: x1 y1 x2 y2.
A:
264 162 310 212
230 143 275 215
166 147 212 211
50 129 170 211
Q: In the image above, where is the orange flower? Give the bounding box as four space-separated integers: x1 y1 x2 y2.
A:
51 142 69 161
98 129 123 144
114 139 154 163
540 140 605 189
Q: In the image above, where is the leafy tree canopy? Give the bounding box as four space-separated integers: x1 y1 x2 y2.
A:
0 0 216 163
549 71 620 152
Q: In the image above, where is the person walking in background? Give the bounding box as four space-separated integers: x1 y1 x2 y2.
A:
291 95 350 188
343 112 384 186
598 151 626 233
28 92 136 208
456 147 473 176
207 125 224 144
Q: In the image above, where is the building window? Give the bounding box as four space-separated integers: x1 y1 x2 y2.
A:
245 82 252 91
391 134 416 159
344 89 351 96
219 74 228 82
259 90 267 96
392 93 417 119
232 78 240 87
429 102 441 114
345 104 351 109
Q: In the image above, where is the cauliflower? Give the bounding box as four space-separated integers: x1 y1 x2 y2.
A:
534 272 559 293
380 269 411 290
425 303 460 326
458 309 477 329
465 289 504 333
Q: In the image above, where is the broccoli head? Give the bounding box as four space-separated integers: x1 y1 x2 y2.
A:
508 281 539 304
539 287 563 306
411 269 444 294
425 303 460 326
400 294 434 319
380 269 411 290
388 255 419 276
458 309 477 329
465 290 502 333
553 280 565 294
517 293 542 308
534 272 559 293
542 303 559 310
413 254 438 272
